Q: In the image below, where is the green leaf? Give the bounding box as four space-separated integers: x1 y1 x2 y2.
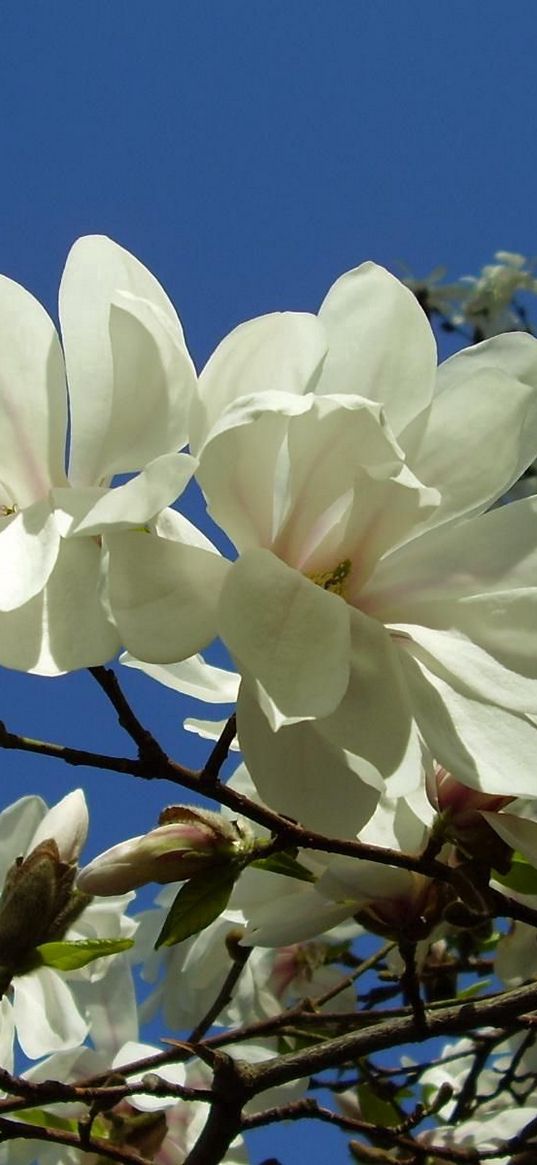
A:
155 868 236 948
250 851 315 883
15 1108 79 1133
479 930 500 952
34 937 134 971
493 852 537 896
457 978 491 999
356 1082 400 1128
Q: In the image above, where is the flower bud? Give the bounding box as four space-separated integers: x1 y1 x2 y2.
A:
29 789 89 864
428 766 514 867
77 806 251 895
0 840 76 980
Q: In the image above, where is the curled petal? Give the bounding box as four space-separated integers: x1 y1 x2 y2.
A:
192 310 327 453
54 453 196 537
60 235 195 485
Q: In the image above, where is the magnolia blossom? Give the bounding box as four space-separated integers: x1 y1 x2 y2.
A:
419 1033 537 1163
78 806 251 894
459 250 537 339
135 884 357 1032
110 263 537 825
0 791 136 1060
0 235 196 674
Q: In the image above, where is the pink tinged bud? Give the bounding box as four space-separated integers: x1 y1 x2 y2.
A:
428 766 514 823
77 806 248 895
28 790 89 864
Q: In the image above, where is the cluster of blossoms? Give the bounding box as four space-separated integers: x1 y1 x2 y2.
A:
403 250 537 340
3 236 537 1161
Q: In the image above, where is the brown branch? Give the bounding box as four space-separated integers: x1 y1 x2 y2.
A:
201 714 237 783
225 977 537 1096
183 1052 254 1165
0 717 453 878
7 670 537 932
90 665 170 765
0 1115 151 1165
0 1067 211 1117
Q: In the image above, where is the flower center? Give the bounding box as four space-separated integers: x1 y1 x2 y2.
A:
308 557 352 597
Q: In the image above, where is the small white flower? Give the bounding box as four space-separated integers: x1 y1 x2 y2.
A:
0 791 136 1061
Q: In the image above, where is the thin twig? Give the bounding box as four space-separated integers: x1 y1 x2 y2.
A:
200 714 237 784
89 666 169 764
188 939 251 1042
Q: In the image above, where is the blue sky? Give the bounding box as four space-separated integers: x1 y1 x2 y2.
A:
1 2 537 1159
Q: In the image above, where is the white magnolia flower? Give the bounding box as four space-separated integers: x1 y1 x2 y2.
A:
418 1034 537 1164
459 250 537 339
112 264 537 821
0 235 196 674
0 791 136 1060
419 1106 537 1164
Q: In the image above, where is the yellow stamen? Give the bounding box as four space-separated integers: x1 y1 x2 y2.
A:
308 558 352 597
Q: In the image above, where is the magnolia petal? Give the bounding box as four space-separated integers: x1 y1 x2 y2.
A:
338 463 438 594
72 894 137 949
108 531 227 663
437 328 537 400
57 453 196 536
239 869 353 948
363 494 537 622
481 811 537 866
192 310 327 454
184 717 240 748
197 395 297 552
317 262 437 436
422 1108 537 1157
237 681 380 837
272 395 410 571
120 652 240 703
12 967 88 1057
60 235 195 485
0 796 47 885
394 623 537 714
0 275 67 508
113 1040 186 1111
29 789 89 863
0 998 14 1076
317 609 419 787
0 501 60 611
0 537 119 675
219 548 351 723
360 793 431 854
400 651 537 796
410 365 537 529
318 855 415 908
72 954 138 1057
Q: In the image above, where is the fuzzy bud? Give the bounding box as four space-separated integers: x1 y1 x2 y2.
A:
77 806 252 895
